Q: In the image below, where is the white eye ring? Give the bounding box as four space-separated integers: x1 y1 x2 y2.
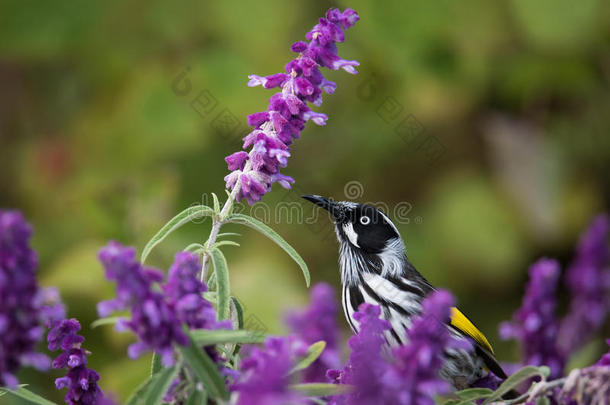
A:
359 216 371 225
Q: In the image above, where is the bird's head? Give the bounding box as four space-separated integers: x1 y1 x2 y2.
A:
302 194 402 254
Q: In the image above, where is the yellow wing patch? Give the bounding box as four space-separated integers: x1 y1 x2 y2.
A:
450 307 494 354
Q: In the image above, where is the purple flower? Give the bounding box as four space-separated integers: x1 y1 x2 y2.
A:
232 336 308 405
97 242 188 366
224 8 359 204
559 365 610 404
329 291 461 405
163 251 235 388
285 283 341 382
558 214 610 355
48 319 105 405
384 290 467 405
98 244 234 393
0 210 65 388
164 252 231 331
327 303 392 405
499 258 565 378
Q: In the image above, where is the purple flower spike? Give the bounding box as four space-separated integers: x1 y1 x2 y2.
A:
232 336 308 405
224 8 359 204
285 283 341 382
327 303 392 405
48 319 105 405
0 210 65 388
558 214 610 355
164 252 231 331
499 258 565 378
97 242 188 365
98 245 233 400
328 291 463 405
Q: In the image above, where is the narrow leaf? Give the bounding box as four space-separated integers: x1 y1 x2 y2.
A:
178 337 230 401
455 388 493 400
483 366 543 404
0 386 56 405
213 240 240 249
225 213 310 287
218 232 241 239
126 365 178 405
202 291 217 303
207 272 217 291
209 248 230 320
183 243 205 253
90 316 121 329
212 193 220 213
538 366 550 378
150 352 162 376
290 341 326 375
223 190 234 218
185 389 206 405
141 205 214 263
190 329 266 346
290 383 353 397
230 297 245 356
231 297 245 330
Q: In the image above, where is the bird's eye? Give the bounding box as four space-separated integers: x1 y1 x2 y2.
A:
359 216 371 225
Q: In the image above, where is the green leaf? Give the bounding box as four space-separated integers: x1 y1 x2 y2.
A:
290 341 326 375
184 389 206 405
483 366 544 404
183 243 205 253
290 383 353 397
213 240 240 249
455 387 493 401
230 297 245 355
202 291 217 303
150 352 162 376
231 297 244 330
0 386 57 405
209 248 230 320
190 329 266 346
223 190 234 218
211 192 220 213
178 336 229 401
141 205 215 263
207 272 217 291
225 213 310 287
536 396 551 405
217 232 241 239
90 316 122 329
126 365 178 405
538 366 550 378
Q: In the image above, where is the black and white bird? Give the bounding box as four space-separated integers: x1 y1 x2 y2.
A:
302 195 511 390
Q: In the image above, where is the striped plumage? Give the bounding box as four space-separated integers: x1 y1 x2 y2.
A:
303 195 509 389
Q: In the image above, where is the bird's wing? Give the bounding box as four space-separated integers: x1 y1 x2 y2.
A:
450 307 493 354
450 307 508 379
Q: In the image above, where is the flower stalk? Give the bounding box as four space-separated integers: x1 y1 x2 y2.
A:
200 8 360 282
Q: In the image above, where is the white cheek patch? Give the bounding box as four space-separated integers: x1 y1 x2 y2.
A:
343 222 360 247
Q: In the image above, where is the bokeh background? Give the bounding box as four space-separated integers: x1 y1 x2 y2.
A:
1 0 609 402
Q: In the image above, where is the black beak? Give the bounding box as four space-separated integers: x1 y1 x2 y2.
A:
301 195 344 221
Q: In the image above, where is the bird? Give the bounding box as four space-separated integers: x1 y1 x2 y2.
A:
302 195 514 392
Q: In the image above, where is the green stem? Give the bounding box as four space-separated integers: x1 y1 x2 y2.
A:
200 179 242 282
501 377 567 405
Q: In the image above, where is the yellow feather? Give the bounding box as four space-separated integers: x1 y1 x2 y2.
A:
450 307 494 354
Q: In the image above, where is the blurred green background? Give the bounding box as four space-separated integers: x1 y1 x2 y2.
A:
1 0 609 402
